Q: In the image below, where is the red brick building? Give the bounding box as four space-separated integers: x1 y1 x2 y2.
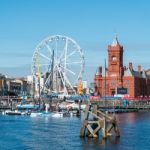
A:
94 37 150 98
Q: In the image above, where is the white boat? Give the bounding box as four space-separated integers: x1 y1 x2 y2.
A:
4 110 22 115
51 111 70 118
30 112 50 117
51 112 63 118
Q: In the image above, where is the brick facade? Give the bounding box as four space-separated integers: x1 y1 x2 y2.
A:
94 37 150 98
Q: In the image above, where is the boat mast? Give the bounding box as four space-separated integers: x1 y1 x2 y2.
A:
50 49 54 91
37 54 41 107
104 58 106 101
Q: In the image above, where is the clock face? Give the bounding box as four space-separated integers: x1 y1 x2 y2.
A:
112 56 117 61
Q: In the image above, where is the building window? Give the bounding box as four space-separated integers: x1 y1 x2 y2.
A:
124 80 130 87
111 80 117 88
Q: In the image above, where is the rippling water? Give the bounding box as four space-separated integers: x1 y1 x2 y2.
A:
1 112 150 150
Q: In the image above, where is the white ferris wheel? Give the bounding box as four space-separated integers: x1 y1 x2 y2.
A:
31 35 85 96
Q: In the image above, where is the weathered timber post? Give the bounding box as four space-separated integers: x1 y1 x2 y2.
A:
102 111 108 139
92 104 99 137
80 101 120 139
80 102 91 137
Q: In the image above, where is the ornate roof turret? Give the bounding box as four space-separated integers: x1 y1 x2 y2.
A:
95 66 102 76
111 36 119 47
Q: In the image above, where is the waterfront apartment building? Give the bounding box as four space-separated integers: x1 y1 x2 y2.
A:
94 37 150 98
0 75 30 96
0 74 7 95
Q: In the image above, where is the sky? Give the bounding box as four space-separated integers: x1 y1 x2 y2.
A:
0 0 150 83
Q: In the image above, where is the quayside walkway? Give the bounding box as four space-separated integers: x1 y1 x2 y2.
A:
90 99 150 111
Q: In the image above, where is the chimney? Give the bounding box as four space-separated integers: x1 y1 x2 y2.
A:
138 65 141 73
129 62 133 70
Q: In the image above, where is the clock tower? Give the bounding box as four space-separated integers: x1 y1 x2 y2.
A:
108 36 124 85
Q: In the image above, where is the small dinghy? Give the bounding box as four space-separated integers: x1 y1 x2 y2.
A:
4 110 22 115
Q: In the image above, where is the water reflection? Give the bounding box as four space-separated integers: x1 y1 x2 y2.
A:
81 137 120 150
1 112 150 150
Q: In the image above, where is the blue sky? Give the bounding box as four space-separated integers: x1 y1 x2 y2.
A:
0 0 150 82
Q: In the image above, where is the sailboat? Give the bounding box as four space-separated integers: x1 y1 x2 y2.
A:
30 50 55 117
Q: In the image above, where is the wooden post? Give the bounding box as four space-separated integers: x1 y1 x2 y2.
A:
80 101 120 139
92 104 99 137
102 116 107 138
80 103 91 137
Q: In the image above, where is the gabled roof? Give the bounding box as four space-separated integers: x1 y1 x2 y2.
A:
145 69 150 79
95 67 101 76
95 66 108 77
124 68 146 78
131 70 143 78
124 68 133 76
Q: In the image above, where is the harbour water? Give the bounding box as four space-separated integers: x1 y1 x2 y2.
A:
1 112 150 150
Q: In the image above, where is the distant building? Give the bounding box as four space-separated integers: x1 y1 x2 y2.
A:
0 74 31 96
27 75 33 84
0 74 7 95
82 80 88 89
9 80 22 95
94 37 150 97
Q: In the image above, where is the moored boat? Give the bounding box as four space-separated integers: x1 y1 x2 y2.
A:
4 110 22 115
